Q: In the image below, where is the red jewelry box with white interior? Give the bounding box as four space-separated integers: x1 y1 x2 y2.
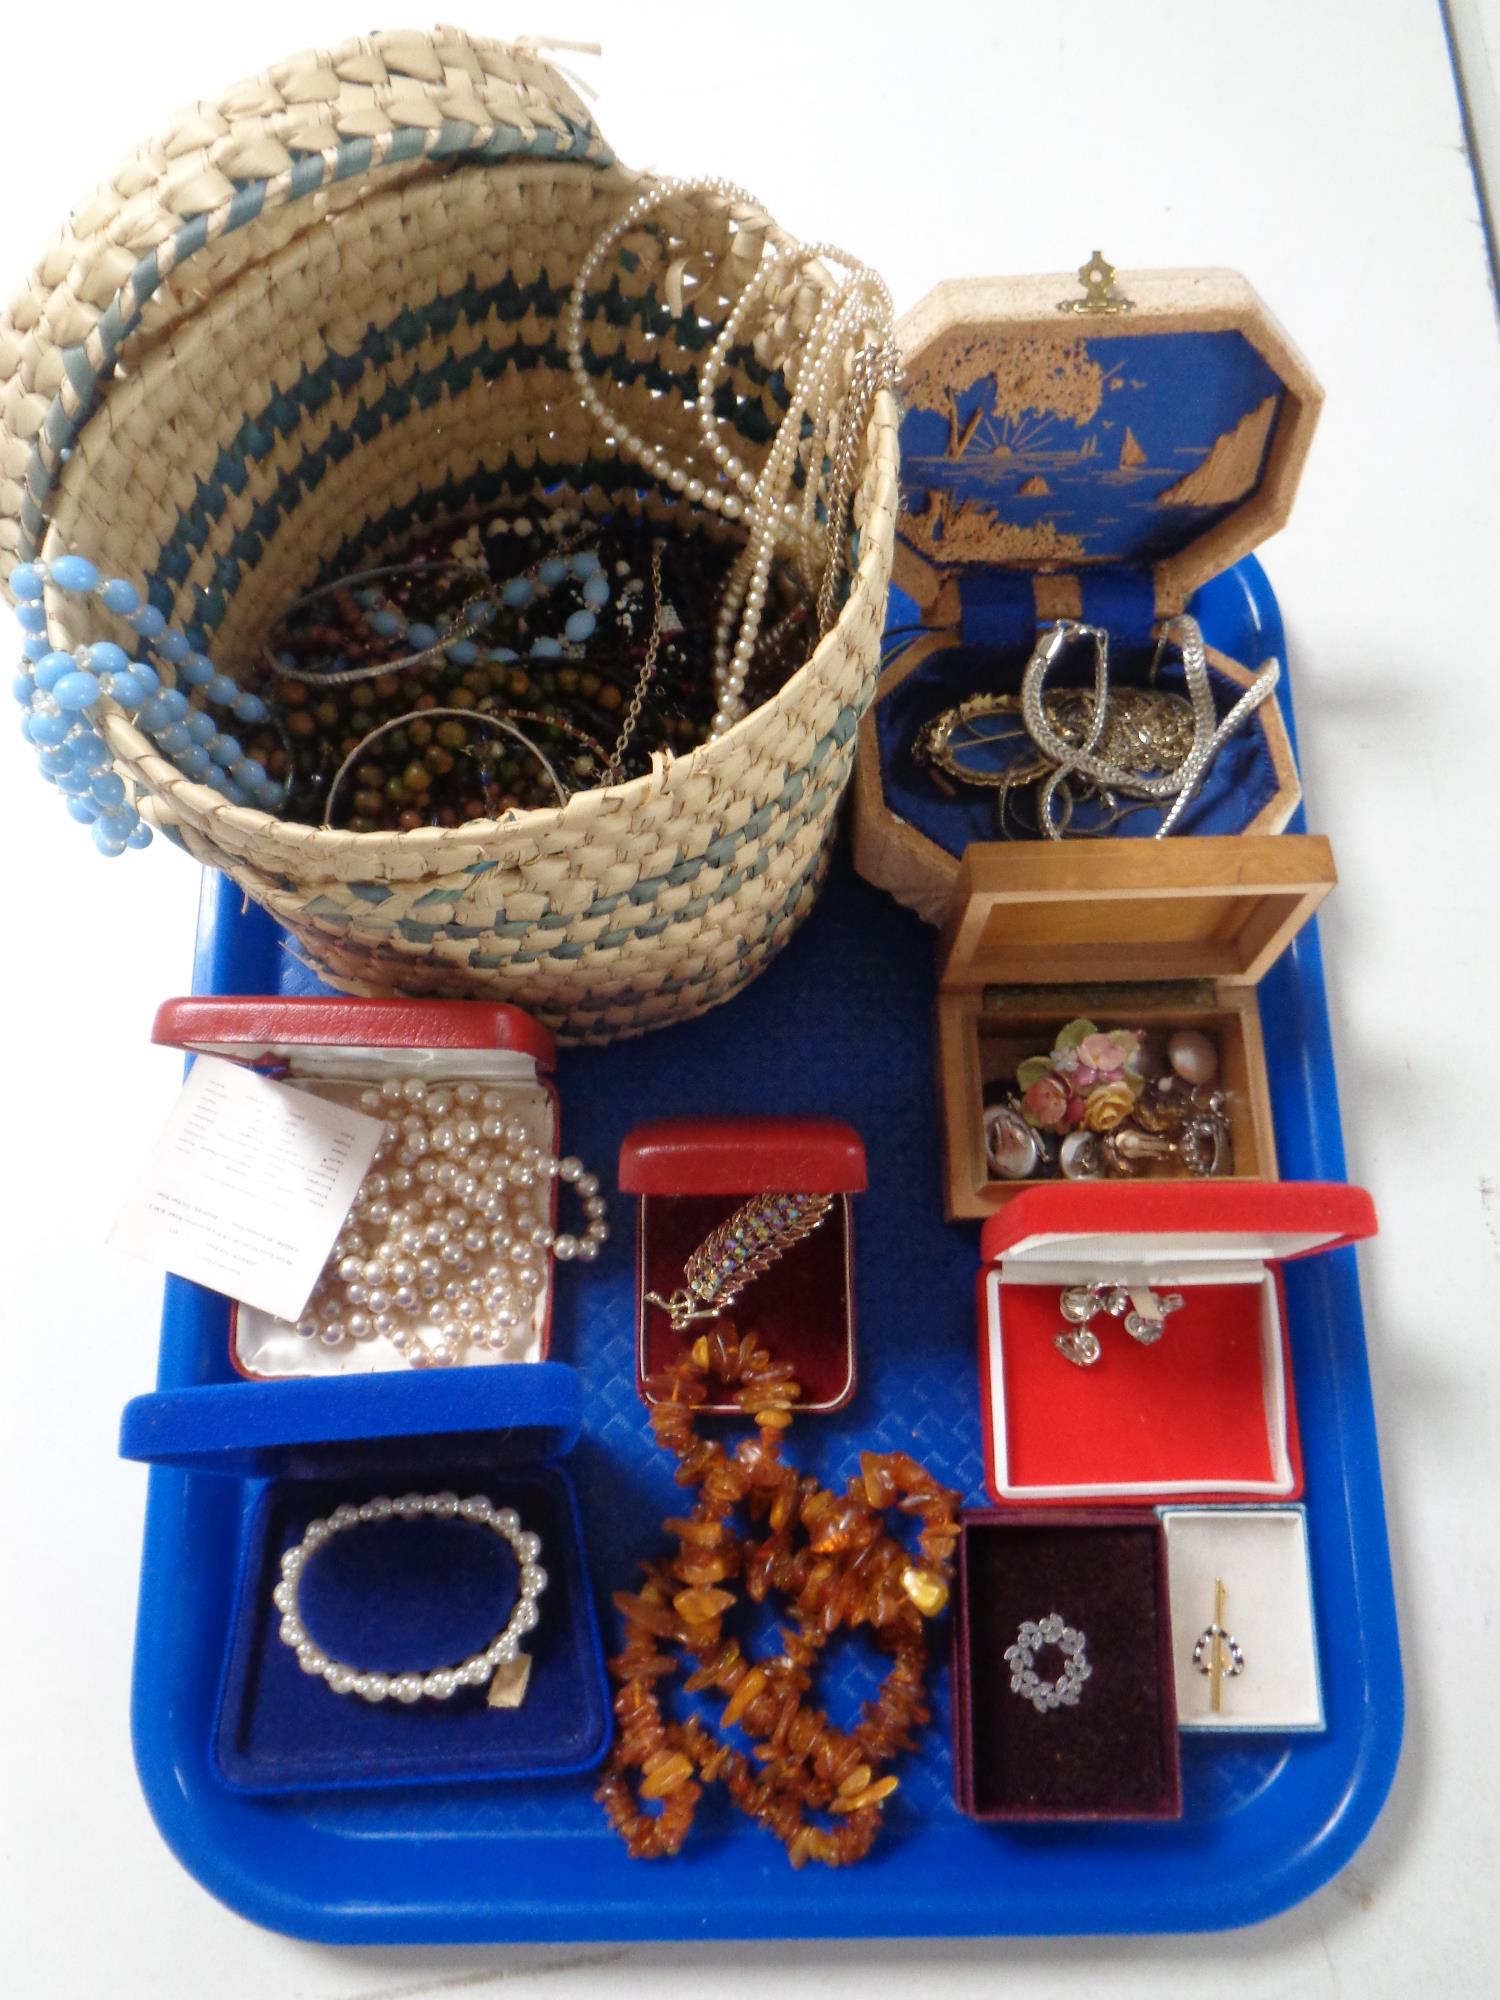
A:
618 1116 866 1414
975 1179 1376 1504
153 996 562 1378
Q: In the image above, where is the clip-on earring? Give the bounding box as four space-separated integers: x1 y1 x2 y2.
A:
1054 1284 1107 1366
1054 1281 1183 1366
1120 1286 1184 1345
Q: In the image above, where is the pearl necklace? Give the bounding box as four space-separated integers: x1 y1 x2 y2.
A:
298 1076 607 1368
565 177 895 737
273 1491 546 1707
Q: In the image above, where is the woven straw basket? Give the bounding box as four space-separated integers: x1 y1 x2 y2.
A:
0 28 897 1040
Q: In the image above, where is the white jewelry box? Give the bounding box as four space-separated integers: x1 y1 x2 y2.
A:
1160 1506 1324 1732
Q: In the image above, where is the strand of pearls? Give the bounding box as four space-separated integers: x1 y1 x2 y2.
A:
564 178 894 738
299 1075 607 1368
273 1491 546 1704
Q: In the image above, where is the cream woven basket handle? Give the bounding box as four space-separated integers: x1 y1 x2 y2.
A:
0 27 613 581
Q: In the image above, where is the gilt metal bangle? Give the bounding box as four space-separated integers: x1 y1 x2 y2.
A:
273 1491 547 1709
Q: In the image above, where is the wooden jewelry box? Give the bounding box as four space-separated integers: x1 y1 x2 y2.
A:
934 832 1336 1219
854 263 1323 925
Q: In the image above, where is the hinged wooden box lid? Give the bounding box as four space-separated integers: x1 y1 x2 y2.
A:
937 834 1336 993
895 263 1322 618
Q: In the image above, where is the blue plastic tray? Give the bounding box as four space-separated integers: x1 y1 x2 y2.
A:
128 555 1403 1941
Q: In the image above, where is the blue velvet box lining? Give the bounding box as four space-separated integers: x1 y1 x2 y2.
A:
216 1451 608 1794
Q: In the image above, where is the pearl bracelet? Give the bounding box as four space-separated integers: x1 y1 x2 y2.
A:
274 1491 547 1708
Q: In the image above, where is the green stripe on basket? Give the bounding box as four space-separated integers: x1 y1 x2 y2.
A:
471 742 847 938
463 840 833 1019
374 744 852 956
19 114 613 557
148 288 792 627
336 744 845 949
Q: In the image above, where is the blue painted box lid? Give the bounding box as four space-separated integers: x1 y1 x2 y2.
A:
893 263 1322 620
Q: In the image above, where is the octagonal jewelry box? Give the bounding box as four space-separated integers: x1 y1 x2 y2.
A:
854 264 1322 924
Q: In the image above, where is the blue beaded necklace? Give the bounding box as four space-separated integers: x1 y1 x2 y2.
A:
267 544 612 687
12 552 287 855
12 525 638 852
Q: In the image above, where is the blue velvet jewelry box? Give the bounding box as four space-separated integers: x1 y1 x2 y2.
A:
853 259 1323 924
120 1362 612 1794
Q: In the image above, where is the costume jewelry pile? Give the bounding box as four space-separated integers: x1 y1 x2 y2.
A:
984 1018 1232 1184
14 181 891 855
911 613 1280 840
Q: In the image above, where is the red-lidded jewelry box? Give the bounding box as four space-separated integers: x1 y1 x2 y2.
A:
953 1508 1181 1821
976 1180 1376 1504
153 996 562 1378
618 1116 867 1414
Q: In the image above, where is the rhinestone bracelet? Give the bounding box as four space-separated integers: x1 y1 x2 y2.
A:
274 1490 547 1708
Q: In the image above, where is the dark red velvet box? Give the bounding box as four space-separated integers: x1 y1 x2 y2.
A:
953 1509 1181 1822
975 1180 1376 1505
152 997 561 1378
618 1117 866 1413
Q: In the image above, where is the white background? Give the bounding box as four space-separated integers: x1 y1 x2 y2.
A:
2 2 1497 1993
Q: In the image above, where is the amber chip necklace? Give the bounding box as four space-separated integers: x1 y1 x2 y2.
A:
598 1322 960 1868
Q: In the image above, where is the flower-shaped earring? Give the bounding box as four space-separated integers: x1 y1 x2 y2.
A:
1005 1612 1092 1713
